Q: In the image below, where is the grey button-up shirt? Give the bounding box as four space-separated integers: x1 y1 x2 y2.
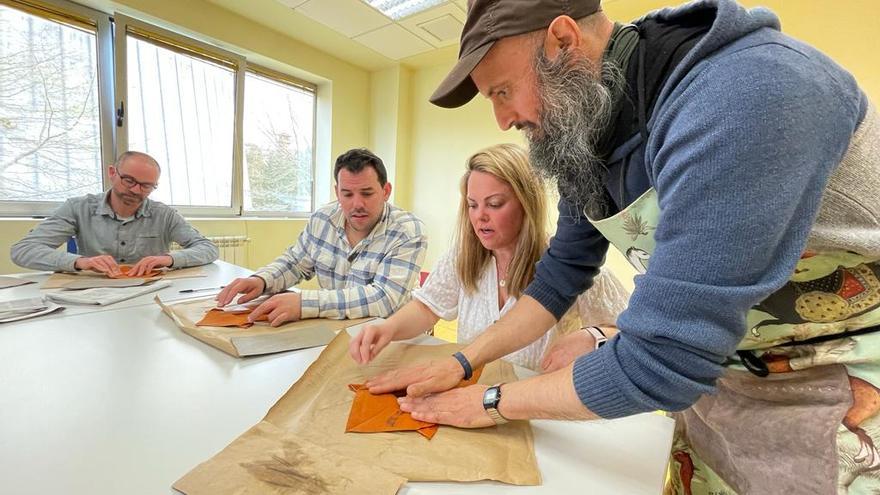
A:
10 191 219 272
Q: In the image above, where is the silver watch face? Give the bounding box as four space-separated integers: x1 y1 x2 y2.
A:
483 386 500 409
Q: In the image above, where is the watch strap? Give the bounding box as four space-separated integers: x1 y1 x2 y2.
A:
483 383 508 425
452 351 473 380
583 326 608 349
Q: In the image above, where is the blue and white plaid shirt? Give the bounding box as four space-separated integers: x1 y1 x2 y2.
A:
254 202 427 319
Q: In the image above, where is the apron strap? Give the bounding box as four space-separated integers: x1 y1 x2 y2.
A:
733 324 880 377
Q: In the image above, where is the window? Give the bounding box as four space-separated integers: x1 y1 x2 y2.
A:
243 68 315 215
0 0 318 218
125 33 237 209
115 16 243 214
0 1 109 209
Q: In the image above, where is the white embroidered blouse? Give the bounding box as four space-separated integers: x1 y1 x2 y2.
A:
412 249 554 370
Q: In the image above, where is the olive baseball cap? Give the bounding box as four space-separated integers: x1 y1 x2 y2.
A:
430 0 602 108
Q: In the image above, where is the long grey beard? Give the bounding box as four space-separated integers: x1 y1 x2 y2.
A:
526 47 624 219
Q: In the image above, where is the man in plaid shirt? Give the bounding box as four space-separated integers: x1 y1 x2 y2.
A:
217 148 427 326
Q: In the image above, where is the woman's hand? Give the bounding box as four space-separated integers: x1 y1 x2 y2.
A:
349 321 397 364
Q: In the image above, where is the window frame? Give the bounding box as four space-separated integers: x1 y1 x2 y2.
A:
0 0 116 217
240 63 318 218
113 13 246 218
0 0 320 219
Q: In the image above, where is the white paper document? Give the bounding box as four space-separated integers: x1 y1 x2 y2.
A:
47 281 172 306
217 295 269 312
0 297 64 323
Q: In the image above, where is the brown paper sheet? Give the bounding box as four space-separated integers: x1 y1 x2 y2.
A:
175 332 540 493
173 421 406 495
157 296 372 358
42 265 207 289
262 332 541 485
158 266 208 280
345 367 483 440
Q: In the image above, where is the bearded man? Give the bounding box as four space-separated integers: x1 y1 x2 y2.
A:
364 0 880 493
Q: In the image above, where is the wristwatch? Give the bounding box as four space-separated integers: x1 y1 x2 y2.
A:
482 383 508 425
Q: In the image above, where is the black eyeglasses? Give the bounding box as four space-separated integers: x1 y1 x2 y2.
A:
118 173 158 192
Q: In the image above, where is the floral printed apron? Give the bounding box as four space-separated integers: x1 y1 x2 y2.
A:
590 187 880 494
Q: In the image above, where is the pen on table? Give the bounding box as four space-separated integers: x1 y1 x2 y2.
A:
179 286 225 293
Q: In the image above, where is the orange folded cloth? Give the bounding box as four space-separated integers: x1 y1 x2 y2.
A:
346 366 483 440
196 308 268 328
109 265 163 279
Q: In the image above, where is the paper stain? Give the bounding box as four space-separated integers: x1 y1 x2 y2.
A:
241 448 331 494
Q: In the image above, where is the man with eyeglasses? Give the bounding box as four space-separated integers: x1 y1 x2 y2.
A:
11 151 218 276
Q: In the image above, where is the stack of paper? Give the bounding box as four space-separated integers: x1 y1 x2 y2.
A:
0 297 64 323
47 281 172 306
0 276 36 290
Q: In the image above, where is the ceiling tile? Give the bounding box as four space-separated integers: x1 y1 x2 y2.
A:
354 23 434 60
398 3 464 47
297 0 391 37
455 0 468 12
418 14 461 43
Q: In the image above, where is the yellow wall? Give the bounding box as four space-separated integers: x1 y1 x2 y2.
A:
369 66 416 208
404 0 880 291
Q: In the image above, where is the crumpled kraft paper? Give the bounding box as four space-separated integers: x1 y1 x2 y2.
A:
158 296 372 358
262 331 541 485
173 421 407 495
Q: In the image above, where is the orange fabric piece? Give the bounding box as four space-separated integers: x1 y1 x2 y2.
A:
196 308 268 329
109 265 163 279
345 366 483 440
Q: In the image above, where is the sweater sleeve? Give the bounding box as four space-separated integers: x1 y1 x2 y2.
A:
572 44 865 418
10 199 81 272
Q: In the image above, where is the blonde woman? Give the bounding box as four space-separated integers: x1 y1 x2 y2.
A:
349 143 627 370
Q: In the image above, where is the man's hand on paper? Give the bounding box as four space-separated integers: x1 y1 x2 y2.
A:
74 255 121 276
349 321 396 364
366 357 464 397
129 255 173 277
249 291 302 327
398 384 495 428
216 276 266 307
541 329 598 373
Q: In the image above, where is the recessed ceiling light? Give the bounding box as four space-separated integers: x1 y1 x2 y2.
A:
364 0 446 20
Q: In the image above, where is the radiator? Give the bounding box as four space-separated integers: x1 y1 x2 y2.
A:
171 235 250 266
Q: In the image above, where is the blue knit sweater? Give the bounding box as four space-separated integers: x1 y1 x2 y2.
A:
524 0 869 418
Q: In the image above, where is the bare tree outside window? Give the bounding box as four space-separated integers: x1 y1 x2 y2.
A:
243 72 314 213
0 5 102 202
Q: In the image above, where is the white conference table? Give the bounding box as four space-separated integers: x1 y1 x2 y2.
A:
0 261 674 495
